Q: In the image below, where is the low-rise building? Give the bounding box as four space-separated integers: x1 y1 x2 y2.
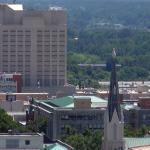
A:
123 103 150 128
31 95 150 141
0 93 49 101
31 96 107 140
0 73 22 93
0 132 43 150
0 95 26 124
0 132 73 150
0 93 48 125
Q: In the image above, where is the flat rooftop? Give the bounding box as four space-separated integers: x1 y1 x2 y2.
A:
7 4 23 11
125 137 150 150
0 148 39 150
42 96 107 108
43 143 68 150
0 133 42 136
49 7 64 11
129 145 150 150
0 93 48 95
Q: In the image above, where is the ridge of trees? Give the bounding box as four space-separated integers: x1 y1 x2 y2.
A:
68 28 150 87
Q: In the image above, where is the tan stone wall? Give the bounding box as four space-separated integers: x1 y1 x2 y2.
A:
0 4 67 87
74 98 91 108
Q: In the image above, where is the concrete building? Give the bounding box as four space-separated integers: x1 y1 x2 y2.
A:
0 92 49 101
97 81 150 101
0 132 43 149
0 4 67 88
30 95 150 141
0 73 22 93
123 104 150 128
99 81 150 91
0 131 74 150
0 92 49 124
0 94 27 124
29 94 150 141
31 96 107 141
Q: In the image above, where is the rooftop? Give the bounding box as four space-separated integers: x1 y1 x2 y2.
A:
129 145 150 150
7 4 23 11
42 143 68 150
0 93 48 95
123 103 138 110
0 132 42 136
49 7 64 11
125 137 150 150
43 96 107 108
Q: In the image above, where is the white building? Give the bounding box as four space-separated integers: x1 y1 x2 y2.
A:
0 4 67 87
0 132 43 149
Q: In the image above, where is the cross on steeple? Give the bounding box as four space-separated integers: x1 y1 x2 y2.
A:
78 48 121 71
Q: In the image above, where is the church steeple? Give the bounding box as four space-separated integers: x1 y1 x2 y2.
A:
108 48 121 122
102 49 125 150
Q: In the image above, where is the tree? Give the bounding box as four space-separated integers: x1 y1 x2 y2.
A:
0 108 27 133
124 124 150 137
27 117 48 134
63 129 103 150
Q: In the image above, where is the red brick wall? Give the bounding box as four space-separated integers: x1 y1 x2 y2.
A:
13 74 22 93
74 99 91 108
138 97 150 108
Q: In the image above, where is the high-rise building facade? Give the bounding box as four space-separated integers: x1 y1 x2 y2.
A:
0 4 67 87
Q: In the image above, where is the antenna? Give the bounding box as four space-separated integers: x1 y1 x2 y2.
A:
78 48 121 71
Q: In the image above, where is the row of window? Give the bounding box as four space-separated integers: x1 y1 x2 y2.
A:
6 139 30 149
3 30 65 33
37 39 63 42
61 115 103 121
2 45 65 49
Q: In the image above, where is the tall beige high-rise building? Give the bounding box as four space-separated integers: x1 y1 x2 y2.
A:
0 4 67 87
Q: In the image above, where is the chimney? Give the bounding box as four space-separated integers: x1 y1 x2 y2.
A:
74 97 91 109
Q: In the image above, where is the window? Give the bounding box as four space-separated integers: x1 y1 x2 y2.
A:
25 78 30 87
44 79 50 86
25 140 30 145
52 79 57 86
113 123 117 140
59 79 64 86
6 139 19 148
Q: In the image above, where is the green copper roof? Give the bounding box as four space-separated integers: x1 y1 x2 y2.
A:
124 137 150 150
45 96 73 107
42 143 68 150
44 96 107 108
